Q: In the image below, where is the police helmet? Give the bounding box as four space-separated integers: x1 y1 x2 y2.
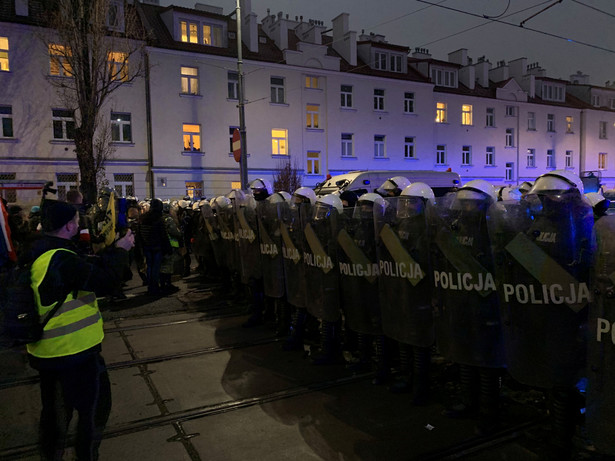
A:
215 196 232 210
192 201 201 211
401 182 435 204
518 181 534 194
267 191 292 204
339 190 359 208
456 179 497 203
378 176 411 196
162 200 171 213
529 170 584 196
292 187 317 205
249 178 274 201
356 192 386 215
314 193 343 220
178 199 191 209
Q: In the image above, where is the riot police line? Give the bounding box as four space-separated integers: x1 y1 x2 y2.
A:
195 171 614 458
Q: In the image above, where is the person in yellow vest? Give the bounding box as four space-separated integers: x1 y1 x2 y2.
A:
26 200 134 461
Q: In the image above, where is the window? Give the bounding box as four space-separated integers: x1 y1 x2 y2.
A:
270 77 285 104
505 128 514 147
461 146 471 165
610 98 615 110
599 152 608 170
0 37 9 71
547 149 555 168
374 51 402 72
565 150 573 168
462 104 472 125
547 114 555 132
108 51 128 81
505 105 516 117
307 151 320 175
436 145 447 165
203 24 222 46
111 113 132 143
374 51 387 70
305 76 319 88
106 0 125 32
374 135 386 158
0 106 13 137
180 21 198 43
229 126 239 153
390 54 402 73
599 121 607 139
0 173 16 203
542 83 564 102
186 181 203 200
404 136 415 159
341 133 353 157
566 116 573 134
404 92 414 114
486 108 494 127
306 104 319 129
49 44 72 77
435 102 447 123
181 66 199 95
592 95 600 107
431 68 457 88
485 147 495 166
341 85 352 108
272 129 288 155
114 173 134 197
374 89 385 111
56 173 78 202
228 71 238 100
505 162 514 181
182 124 201 152
528 112 536 131
526 148 536 168
52 109 75 140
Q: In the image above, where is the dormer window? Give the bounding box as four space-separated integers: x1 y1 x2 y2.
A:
431 67 457 88
542 83 565 102
179 18 224 47
181 21 198 43
107 0 125 33
203 24 222 46
373 50 404 73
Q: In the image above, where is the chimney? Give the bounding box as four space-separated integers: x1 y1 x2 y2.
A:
508 57 527 80
448 48 468 66
526 62 546 77
489 60 509 82
15 0 28 16
459 65 475 90
569 70 590 85
473 56 491 87
332 13 357 66
412 48 431 59
240 0 258 53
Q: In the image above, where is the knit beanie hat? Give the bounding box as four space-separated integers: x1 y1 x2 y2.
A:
41 200 78 232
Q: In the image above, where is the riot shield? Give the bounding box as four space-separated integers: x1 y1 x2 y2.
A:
236 192 262 283
375 196 434 347
257 201 285 298
337 205 381 335
430 196 505 368
303 204 341 322
216 205 239 272
201 202 224 268
587 215 615 455
488 192 593 388
280 202 308 309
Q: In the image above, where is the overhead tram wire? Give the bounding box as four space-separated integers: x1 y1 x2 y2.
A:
571 0 615 19
415 0 615 54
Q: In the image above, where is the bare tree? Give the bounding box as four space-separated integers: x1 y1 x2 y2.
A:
41 0 147 204
272 159 303 193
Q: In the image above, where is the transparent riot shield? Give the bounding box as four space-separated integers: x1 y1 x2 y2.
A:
257 201 285 298
375 196 434 347
430 196 504 368
217 205 239 272
280 202 308 309
488 192 593 388
587 215 615 455
303 203 341 322
201 202 224 268
337 205 381 335
236 192 262 283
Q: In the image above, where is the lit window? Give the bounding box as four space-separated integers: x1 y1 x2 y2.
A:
461 145 471 165
186 181 203 199
305 76 318 88
111 113 132 143
306 104 319 129
462 104 472 125
528 112 536 130
341 85 352 108
505 162 514 181
599 121 607 139
307 151 320 175
341 133 353 157
435 102 447 123
404 92 414 114
547 149 555 168
505 128 514 147
526 148 536 168
374 135 385 158
49 44 72 77
108 51 128 81
436 145 446 165
228 71 238 100
486 108 494 127
565 150 573 168
114 173 134 196
180 21 198 43
404 136 415 159
599 152 608 170
203 24 222 46
52 109 75 140
374 89 385 111
180 66 199 95
547 114 555 132
0 106 13 137
271 77 285 104
0 37 9 71
182 124 201 152
485 146 495 166
272 129 288 155
566 116 573 133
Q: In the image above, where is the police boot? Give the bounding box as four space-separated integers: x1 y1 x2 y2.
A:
282 308 307 351
275 299 291 337
548 387 577 460
372 335 391 384
475 367 501 435
347 332 372 372
444 364 478 418
312 320 343 365
389 342 412 393
411 346 431 405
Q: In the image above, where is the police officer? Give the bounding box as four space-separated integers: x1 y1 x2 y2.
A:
376 176 411 197
26 200 134 460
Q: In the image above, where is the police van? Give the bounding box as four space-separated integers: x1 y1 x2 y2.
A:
313 170 461 197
